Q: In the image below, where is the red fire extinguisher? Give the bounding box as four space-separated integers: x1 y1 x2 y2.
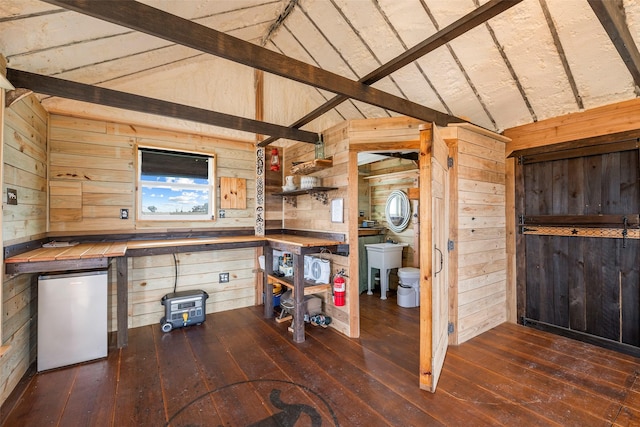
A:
333 270 346 307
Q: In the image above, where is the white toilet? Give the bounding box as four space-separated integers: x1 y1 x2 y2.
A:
397 267 420 308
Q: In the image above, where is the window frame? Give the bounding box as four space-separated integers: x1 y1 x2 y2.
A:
136 145 216 221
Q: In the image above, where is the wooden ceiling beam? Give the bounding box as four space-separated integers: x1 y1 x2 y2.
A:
7 68 319 143
44 0 458 127
588 0 640 87
258 0 523 146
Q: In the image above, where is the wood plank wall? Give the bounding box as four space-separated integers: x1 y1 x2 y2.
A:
504 97 640 155
47 114 260 331
1 95 47 404
441 124 509 344
48 115 257 232
124 247 259 330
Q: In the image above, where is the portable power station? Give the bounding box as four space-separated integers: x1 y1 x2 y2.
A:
160 289 209 332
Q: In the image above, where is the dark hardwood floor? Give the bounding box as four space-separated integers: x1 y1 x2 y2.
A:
2 290 640 426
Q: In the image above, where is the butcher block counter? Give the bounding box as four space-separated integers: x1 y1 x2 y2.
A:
5 242 128 274
4 232 346 347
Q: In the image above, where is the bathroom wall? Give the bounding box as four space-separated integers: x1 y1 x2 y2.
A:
361 158 418 267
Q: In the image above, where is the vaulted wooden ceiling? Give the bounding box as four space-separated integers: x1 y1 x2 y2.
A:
1 0 639 145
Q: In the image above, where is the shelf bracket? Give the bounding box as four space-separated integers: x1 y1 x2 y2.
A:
283 196 297 207
310 191 329 205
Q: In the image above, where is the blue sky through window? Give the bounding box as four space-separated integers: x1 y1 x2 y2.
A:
141 174 210 215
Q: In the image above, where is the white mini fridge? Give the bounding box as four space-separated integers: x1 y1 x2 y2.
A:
38 270 108 371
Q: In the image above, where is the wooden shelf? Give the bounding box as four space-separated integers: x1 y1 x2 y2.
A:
272 186 337 206
272 186 337 197
267 274 331 296
290 158 332 175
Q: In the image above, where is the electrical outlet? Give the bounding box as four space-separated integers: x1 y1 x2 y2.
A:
7 188 17 205
120 208 129 219
219 272 229 283
219 209 226 218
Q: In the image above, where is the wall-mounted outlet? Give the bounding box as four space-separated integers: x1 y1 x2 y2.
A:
219 209 226 218
219 272 229 283
7 188 17 205
120 208 129 219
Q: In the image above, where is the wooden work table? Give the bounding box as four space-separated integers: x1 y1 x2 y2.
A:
4 233 346 347
263 233 344 343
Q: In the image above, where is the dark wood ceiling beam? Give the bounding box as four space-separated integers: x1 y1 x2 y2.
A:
44 0 457 127
7 68 318 143
258 0 523 146
588 0 640 88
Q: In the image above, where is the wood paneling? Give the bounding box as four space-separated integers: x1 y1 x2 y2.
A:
1 94 47 405
48 114 256 232
107 247 258 331
441 124 509 344
504 98 640 155
220 177 247 209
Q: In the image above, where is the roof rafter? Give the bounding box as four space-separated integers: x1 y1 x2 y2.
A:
44 0 458 127
588 0 640 88
258 0 523 146
7 68 319 143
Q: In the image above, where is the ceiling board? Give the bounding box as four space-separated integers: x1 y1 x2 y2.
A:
549 0 635 110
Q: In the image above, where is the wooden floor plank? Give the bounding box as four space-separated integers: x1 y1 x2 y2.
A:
459 336 623 422
58 348 119 427
186 318 273 426
474 327 633 402
209 309 326 425
112 325 166 426
1 366 75 426
240 310 386 426
299 303 499 426
153 325 220 426
448 342 614 425
2 292 640 426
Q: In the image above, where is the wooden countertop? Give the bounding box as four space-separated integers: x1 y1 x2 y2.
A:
5 234 344 266
5 242 128 263
265 234 343 247
125 235 264 250
358 228 385 237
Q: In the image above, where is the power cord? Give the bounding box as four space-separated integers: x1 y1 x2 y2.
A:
173 252 178 293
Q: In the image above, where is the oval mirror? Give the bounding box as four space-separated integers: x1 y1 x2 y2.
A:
385 190 410 233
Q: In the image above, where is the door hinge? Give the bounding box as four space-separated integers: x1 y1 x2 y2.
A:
447 240 454 252
448 322 455 335
447 156 454 168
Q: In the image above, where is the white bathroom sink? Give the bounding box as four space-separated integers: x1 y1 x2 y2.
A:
364 242 407 300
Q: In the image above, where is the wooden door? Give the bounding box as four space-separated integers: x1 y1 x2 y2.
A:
419 125 450 391
518 147 640 355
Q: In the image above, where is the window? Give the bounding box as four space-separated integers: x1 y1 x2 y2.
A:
137 147 215 220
